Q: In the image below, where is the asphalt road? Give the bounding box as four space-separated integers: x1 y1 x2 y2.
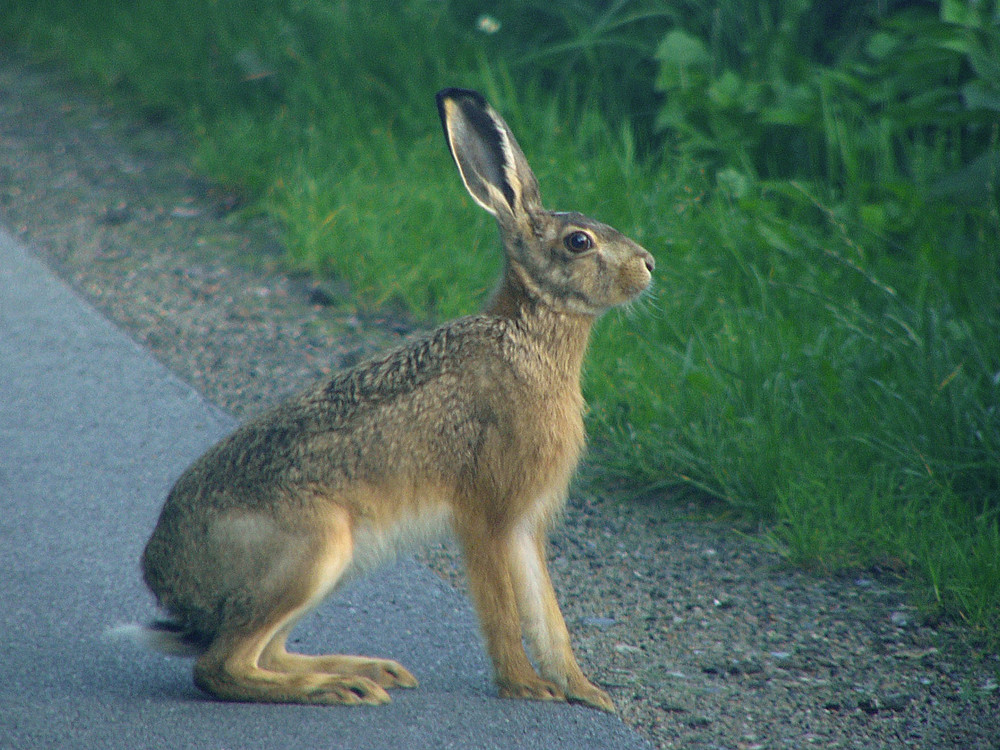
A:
0 228 651 749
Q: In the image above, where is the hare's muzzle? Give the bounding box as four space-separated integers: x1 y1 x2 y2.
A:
613 247 654 305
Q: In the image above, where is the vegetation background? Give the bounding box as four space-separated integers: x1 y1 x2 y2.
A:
3 0 998 647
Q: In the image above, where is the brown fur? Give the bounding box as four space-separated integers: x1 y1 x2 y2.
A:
137 89 654 712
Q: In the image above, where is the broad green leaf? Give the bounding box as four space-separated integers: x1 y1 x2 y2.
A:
655 29 710 90
941 0 972 26
963 81 1000 112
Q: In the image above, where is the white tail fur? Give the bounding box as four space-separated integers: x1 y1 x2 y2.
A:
105 621 205 657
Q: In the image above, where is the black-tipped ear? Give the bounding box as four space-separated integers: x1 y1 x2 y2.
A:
436 88 538 219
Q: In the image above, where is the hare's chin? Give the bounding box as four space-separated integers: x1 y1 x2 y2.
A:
623 277 653 301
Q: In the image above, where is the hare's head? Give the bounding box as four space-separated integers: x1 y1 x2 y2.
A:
436 89 654 317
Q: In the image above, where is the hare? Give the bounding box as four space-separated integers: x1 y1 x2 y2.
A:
134 88 654 713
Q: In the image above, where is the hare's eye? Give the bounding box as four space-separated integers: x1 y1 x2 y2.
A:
564 231 593 253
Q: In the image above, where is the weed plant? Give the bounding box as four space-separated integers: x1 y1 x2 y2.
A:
4 0 997 646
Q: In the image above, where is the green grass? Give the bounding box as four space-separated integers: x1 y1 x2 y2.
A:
4 0 998 648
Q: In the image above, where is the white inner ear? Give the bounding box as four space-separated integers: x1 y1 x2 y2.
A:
444 98 521 218
443 99 493 214
493 118 523 214
482 180 512 215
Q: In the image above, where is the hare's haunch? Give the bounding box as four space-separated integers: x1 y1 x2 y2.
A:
134 89 654 712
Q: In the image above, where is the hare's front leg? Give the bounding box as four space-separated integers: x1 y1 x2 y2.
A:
457 524 567 704
508 527 616 713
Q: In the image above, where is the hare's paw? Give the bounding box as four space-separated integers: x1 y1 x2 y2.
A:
566 680 616 713
278 653 418 689
354 658 418 689
497 676 566 703
310 675 392 706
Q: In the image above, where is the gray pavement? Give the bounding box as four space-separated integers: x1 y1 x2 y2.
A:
0 229 650 749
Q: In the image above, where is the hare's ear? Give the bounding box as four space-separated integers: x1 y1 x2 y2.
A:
436 88 541 220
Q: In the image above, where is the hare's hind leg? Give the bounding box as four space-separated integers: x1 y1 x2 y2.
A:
260 630 418 689
192 508 392 705
194 629 391 706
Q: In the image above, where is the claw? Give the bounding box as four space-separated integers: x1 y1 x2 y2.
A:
567 683 616 713
498 677 567 703
317 675 391 706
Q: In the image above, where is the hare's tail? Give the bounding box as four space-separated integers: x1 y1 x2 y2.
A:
106 619 210 657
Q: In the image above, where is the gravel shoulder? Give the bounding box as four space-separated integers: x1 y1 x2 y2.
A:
2 51 997 749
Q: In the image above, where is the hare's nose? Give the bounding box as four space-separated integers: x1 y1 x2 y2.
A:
642 251 655 274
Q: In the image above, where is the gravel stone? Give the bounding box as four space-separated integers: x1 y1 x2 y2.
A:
2 50 998 750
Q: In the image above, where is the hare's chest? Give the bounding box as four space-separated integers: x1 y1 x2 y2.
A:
516 386 586 491
513 397 585 528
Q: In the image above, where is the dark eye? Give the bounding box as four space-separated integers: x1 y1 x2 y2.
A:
564 231 593 253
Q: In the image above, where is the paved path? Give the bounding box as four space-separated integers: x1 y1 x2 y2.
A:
0 229 650 749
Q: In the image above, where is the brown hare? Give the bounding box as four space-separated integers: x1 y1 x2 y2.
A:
132 88 654 713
